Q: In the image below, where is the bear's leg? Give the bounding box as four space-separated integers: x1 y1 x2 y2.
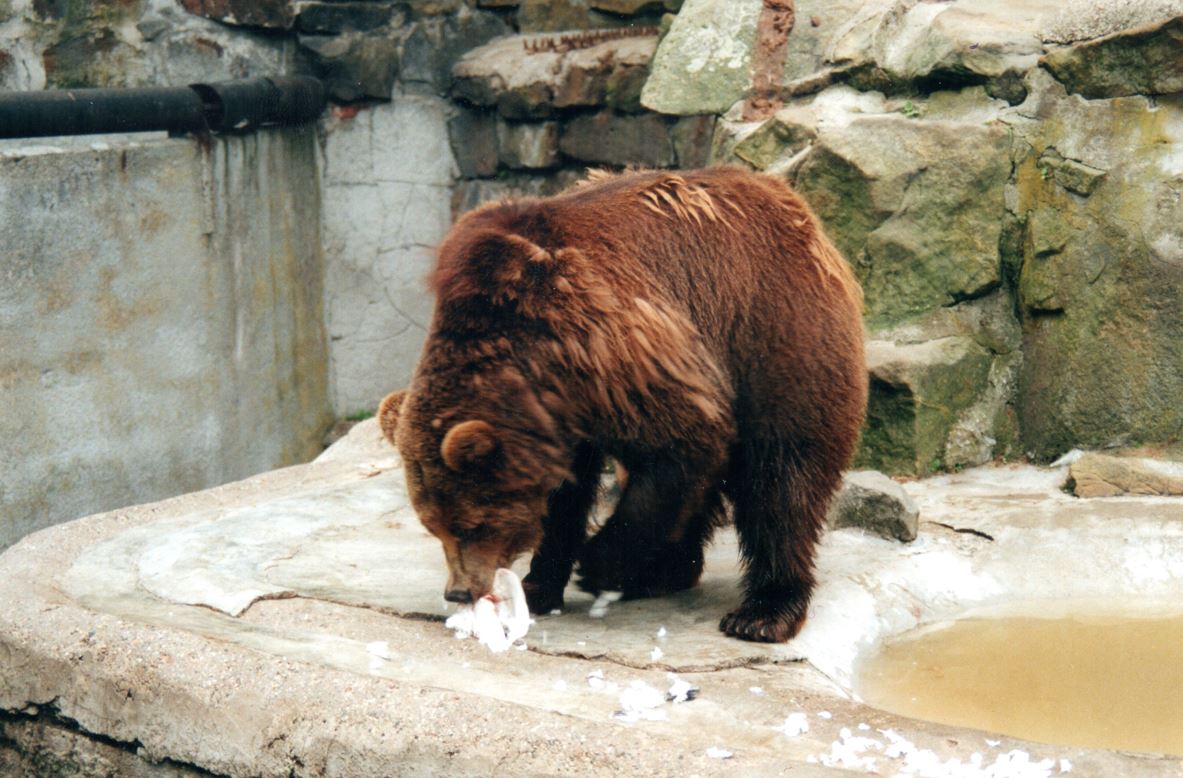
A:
522 442 604 614
577 452 723 599
721 442 839 643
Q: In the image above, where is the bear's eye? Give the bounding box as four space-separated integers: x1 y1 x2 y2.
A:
454 524 492 543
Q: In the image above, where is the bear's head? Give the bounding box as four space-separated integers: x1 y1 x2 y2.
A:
386 367 570 605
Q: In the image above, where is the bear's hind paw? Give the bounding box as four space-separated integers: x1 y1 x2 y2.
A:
719 602 806 643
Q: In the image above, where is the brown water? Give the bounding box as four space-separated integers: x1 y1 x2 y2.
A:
857 614 1183 756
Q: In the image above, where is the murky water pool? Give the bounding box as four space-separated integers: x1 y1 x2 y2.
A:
856 613 1183 756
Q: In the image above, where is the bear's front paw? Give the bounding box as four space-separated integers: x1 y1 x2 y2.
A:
521 577 565 615
719 598 808 643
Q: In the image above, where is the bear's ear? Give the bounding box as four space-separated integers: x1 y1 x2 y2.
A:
377 389 407 448
440 420 500 472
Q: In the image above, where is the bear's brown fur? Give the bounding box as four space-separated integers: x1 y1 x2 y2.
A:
390 167 866 642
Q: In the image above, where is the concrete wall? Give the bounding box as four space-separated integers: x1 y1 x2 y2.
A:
0 127 333 550
320 95 458 416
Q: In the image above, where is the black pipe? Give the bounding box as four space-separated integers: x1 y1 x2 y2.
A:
0 76 326 140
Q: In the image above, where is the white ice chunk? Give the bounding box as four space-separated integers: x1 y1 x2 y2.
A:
616 680 668 722
777 712 810 736
666 675 698 703
444 568 532 653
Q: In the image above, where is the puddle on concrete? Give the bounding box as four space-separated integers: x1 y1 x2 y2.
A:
856 612 1183 756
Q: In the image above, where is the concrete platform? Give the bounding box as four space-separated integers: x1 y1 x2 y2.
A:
3 421 1183 776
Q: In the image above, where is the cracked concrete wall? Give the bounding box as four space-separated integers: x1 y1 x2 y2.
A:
320 95 459 416
0 128 333 551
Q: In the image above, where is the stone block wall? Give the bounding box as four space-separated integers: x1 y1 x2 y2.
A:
446 28 714 216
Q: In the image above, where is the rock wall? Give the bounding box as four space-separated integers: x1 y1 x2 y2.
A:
666 0 1183 472
0 128 331 551
3 0 1178 491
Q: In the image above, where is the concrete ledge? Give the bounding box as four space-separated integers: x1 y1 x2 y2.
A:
2 421 1182 775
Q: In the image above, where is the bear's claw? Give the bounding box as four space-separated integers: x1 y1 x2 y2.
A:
719 602 806 643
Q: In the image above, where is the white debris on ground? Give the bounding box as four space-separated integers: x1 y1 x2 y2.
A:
656 626 667 638
749 686 764 695
586 669 608 690
588 590 623 618
666 674 698 703
590 669 698 721
818 710 833 719
705 746 734 759
776 712 810 736
444 568 532 653
616 680 668 722
809 725 1065 777
365 640 391 672
650 646 664 661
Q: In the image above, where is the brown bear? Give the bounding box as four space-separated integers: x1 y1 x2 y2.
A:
386 167 866 642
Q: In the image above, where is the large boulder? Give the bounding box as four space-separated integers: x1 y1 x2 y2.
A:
1003 71 1183 459
1041 16 1183 99
826 470 920 542
640 0 760 115
453 31 658 119
780 88 1011 326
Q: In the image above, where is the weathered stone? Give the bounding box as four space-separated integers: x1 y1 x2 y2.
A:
477 0 520 6
671 114 716 168
449 109 499 178
300 32 399 102
730 107 816 170
1003 73 1183 459
827 471 919 542
826 0 1059 96
560 111 674 167
518 0 592 32
496 120 560 169
496 84 556 119
589 0 664 15
602 61 650 113
135 18 170 41
1041 0 1183 44
865 291 1023 471
297 2 397 34
42 31 136 88
180 0 295 29
403 0 462 14
1041 16 1183 99
401 9 511 93
453 33 656 118
792 114 1010 325
641 0 760 115
1037 149 1106 197
1068 453 1183 498
857 336 995 475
